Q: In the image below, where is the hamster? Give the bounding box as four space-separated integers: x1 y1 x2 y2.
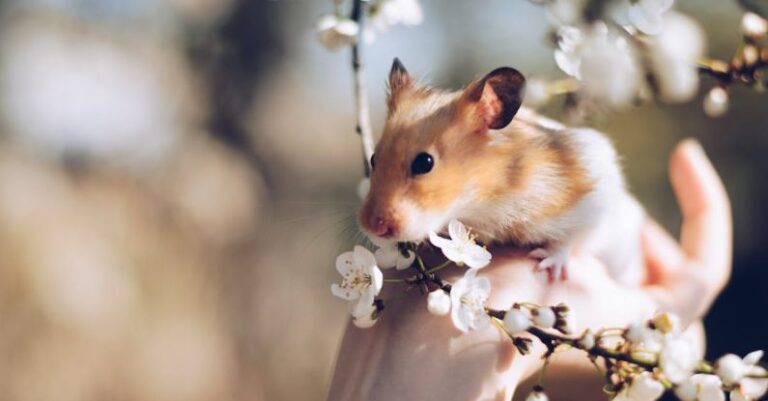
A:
359 58 645 285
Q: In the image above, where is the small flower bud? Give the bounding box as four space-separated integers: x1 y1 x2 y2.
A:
503 308 531 334
579 330 596 350
552 303 570 315
627 372 664 401
554 309 576 334
532 307 556 328
715 354 746 386
703 87 729 118
741 12 768 39
427 289 451 316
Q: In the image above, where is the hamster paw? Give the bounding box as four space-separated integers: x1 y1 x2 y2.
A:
528 247 569 283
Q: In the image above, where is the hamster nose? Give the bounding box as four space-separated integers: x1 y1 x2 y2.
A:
372 216 397 238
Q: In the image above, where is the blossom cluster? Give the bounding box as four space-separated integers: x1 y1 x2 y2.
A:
330 218 768 401
315 0 423 51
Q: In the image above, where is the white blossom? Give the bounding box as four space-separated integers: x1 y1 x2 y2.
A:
365 0 423 43
659 335 700 384
704 87 729 118
578 24 642 108
647 12 706 103
526 389 549 401
741 12 768 39
715 350 764 387
503 308 531 334
331 246 384 319
628 0 674 35
546 0 587 26
532 307 556 329
675 374 725 401
427 289 451 316
554 25 584 78
429 219 491 269
370 237 415 270
579 330 596 350
627 372 665 401
316 14 359 51
626 323 663 353
450 269 491 332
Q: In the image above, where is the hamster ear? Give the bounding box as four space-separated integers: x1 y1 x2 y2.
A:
462 67 526 130
387 58 413 112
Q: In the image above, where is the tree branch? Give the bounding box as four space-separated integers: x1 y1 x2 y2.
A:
350 0 375 177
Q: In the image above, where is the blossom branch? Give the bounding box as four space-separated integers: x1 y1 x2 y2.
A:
349 0 376 177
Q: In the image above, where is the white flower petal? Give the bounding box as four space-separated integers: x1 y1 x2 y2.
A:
335 251 355 275
448 219 469 241
428 230 453 248
352 292 375 318
463 246 492 269
744 350 764 366
331 283 359 301
353 245 377 269
628 372 664 401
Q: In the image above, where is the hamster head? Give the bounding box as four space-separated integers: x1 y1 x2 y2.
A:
359 58 526 243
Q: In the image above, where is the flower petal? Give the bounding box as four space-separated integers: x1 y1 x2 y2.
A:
351 292 375 318
744 350 764 366
448 219 469 241
331 283 359 301
371 266 384 295
463 245 492 269
335 251 355 275
353 245 378 269
428 231 453 248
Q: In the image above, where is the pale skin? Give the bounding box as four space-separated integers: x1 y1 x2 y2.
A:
327 139 732 401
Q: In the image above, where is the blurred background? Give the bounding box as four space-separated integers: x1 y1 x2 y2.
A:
0 0 764 400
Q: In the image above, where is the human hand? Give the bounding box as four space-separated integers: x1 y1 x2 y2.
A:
326 139 732 401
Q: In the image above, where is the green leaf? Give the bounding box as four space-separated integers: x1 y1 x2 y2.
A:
738 0 768 19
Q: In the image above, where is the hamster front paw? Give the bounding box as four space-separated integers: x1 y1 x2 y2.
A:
528 247 569 283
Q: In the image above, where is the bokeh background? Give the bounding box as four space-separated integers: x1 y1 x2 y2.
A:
0 0 764 400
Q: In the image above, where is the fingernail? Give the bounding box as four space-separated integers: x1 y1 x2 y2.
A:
681 138 706 159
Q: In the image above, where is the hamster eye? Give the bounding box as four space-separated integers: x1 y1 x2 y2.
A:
410 152 434 176
370 153 377 170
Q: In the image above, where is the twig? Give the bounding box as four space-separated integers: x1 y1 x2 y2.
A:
349 0 376 177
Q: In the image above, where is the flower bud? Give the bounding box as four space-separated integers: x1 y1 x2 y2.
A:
503 308 531 334
703 87 729 118
427 289 451 316
741 12 768 40
627 372 664 401
532 307 556 328
579 330 596 350
716 354 746 386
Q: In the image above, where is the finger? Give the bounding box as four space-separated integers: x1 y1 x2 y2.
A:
641 218 685 285
669 139 732 280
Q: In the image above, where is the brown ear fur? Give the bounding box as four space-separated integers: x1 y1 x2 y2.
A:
463 67 526 130
387 58 413 113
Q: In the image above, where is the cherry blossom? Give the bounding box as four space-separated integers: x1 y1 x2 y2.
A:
659 335 699 384
331 246 383 321
316 14 359 52
429 219 491 269
675 374 725 401
628 0 674 35
449 269 491 332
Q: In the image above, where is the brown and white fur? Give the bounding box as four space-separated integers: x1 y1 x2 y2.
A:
359 59 644 284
